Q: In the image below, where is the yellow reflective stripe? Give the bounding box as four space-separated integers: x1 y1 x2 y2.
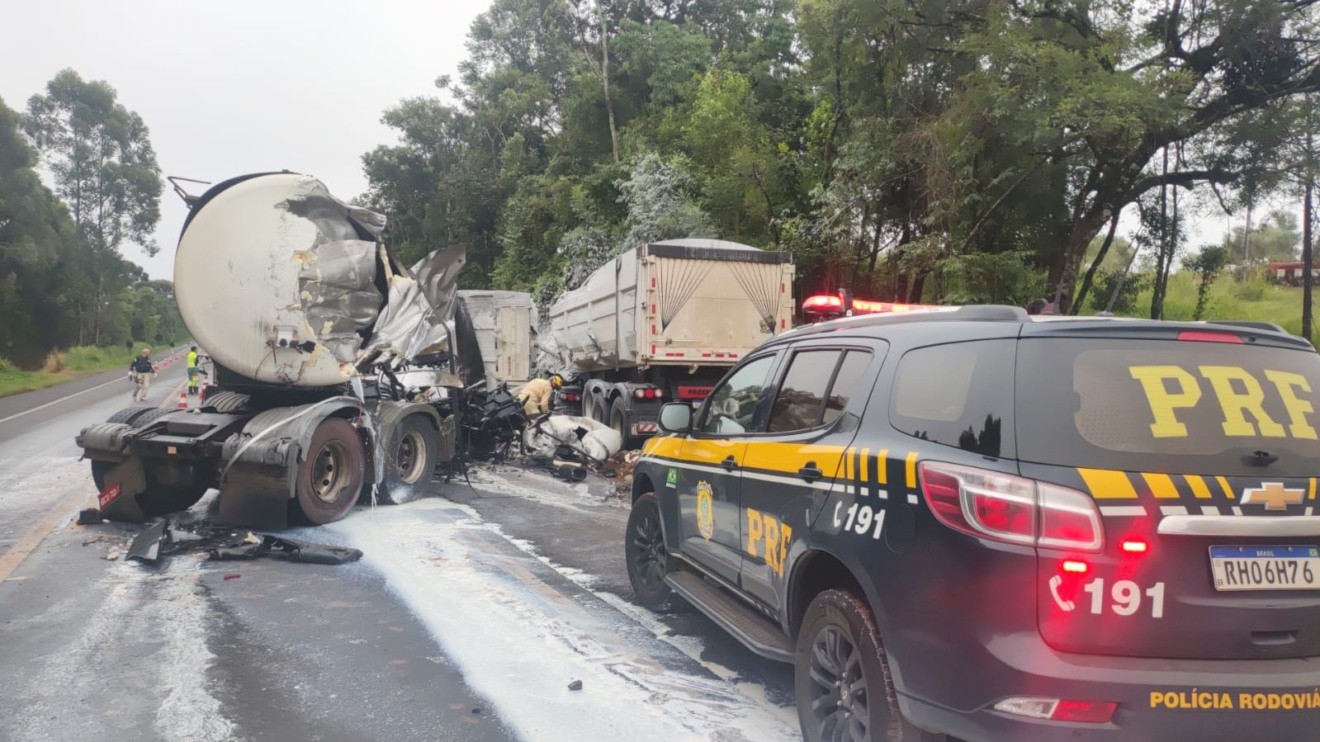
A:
1185 475 1214 500
741 442 847 478
905 451 918 489
876 449 889 485
1078 468 1138 499
1215 476 1235 500
860 448 870 483
645 437 684 459
1141 473 1182 500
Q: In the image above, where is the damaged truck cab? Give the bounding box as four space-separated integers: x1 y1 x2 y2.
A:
77 172 466 529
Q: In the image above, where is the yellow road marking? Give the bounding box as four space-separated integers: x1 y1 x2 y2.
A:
0 486 94 582
0 378 184 583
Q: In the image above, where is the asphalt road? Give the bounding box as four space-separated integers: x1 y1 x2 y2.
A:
0 370 797 742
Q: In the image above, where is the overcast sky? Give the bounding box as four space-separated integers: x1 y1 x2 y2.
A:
0 0 491 280
0 0 1290 284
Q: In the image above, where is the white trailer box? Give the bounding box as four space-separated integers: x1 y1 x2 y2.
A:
458 290 538 388
548 239 795 373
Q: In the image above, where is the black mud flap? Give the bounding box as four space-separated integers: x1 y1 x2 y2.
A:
216 458 297 530
98 458 149 523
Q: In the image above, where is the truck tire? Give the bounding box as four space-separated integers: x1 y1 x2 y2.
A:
133 408 173 428
90 461 208 518
106 405 154 425
203 391 250 413
609 399 635 450
377 415 437 505
625 492 685 612
293 417 365 525
795 589 943 742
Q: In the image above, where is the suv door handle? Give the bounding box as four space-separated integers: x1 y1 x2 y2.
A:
721 455 738 472
799 461 823 483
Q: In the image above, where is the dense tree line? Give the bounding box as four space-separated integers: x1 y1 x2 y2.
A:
361 0 1320 319
0 70 184 368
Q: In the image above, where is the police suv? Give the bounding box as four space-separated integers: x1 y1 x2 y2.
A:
624 305 1320 742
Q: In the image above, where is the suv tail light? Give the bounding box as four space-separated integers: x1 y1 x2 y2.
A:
920 462 1104 551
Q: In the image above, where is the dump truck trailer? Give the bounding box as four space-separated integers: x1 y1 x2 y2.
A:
75 172 470 528
457 290 537 390
544 238 794 444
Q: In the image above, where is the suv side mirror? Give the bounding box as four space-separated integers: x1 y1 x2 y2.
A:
657 402 693 434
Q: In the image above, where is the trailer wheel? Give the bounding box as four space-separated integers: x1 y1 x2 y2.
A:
377 415 437 505
294 417 365 524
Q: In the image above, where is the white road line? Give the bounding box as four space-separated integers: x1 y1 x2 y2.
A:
0 351 186 425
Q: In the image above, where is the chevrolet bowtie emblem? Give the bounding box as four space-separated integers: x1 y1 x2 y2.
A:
1241 482 1305 511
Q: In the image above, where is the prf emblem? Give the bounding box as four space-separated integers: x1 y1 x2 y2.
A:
696 480 715 540
1241 482 1305 511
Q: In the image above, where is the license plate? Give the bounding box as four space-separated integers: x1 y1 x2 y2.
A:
1209 545 1320 591
98 482 121 509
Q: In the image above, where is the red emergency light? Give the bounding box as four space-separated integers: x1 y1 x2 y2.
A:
801 291 943 320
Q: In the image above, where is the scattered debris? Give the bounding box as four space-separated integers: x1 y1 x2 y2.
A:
76 508 103 525
223 574 241 581
112 517 363 567
211 534 362 565
82 535 108 546
568 679 583 691
104 548 121 561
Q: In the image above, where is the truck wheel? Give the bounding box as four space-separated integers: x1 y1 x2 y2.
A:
609 399 635 450
377 415 437 505
795 589 943 742
294 417 365 525
106 405 154 425
625 492 684 612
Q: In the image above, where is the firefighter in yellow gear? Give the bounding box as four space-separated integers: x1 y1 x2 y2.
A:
516 374 563 416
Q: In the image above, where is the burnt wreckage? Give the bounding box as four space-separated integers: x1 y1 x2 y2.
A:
76 172 522 529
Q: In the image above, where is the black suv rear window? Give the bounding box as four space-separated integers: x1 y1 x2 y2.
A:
1016 337 1320 475
890 340 1014 457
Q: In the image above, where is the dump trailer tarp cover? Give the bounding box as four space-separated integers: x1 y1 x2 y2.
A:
174 173 463 387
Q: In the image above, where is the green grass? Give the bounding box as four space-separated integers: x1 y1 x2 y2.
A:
0 345 141 398
1126 273 1314 341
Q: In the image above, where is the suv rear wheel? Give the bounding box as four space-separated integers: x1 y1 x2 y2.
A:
796 589 943 742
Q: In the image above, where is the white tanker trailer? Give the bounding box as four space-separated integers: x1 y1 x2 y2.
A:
75 172 475 528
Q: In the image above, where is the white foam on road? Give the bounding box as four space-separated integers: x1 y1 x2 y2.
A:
12 555 236 742
329 500 800 742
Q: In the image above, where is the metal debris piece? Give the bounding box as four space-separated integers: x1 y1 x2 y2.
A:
76 508 103 525
568 679 583 691
127 519 171 563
